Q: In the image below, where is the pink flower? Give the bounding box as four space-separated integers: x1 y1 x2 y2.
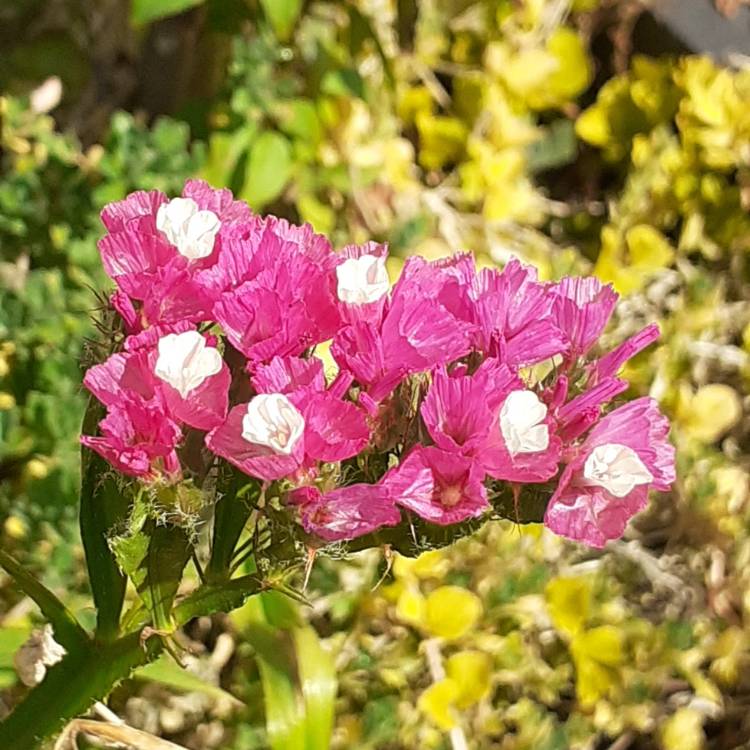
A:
98 180 251 326
212 217 341 363
332 256 474 402
288 482 401 542
544 397 675 547
387 446 489 525
84 328 230 431
550 277 618 360
152 330 231 430
206 356 369 482
81 399 182 480
335 241 391 324
473 259 568 366
587 323 660 385
421 360 561 482
554 376 629 442
251 355 327 394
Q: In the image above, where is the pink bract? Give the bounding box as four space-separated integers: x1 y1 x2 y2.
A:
544 397 675 547
550 276 619 360
421 359 561 482
388 446 490 525
81 399 182 480
288 483 401 542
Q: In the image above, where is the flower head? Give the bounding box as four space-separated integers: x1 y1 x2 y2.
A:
544 397 675 547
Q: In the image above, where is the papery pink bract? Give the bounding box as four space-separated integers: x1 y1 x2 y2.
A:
473 259 568 366
555 377 629 442
421 359 561 482
84 328 230 431
288 483 401 542
544 397 675 547
550 277 618 360
388 446 489 525
160 363 231 432
588 323 660 385
98 180 251 326
251 355 327 395
81 400 182 480
212 217 340 363
332 256 474 402
294 391 370 463
207 357 369 481
205 403 304 482
421 360 519 454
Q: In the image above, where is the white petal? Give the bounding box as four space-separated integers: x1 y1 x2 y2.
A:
156 197 221 260
583 443 653 497
183 209 222 260
499 390 550 454
336 255 390 304
242 393 305 455
154 331 222 397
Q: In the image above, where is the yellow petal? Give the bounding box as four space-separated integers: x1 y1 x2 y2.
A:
545 577 592 636
680 384 742 443
446 651 492 708
661 708 705 750
424 586 483 640
418 678 461 731
395 587 427 628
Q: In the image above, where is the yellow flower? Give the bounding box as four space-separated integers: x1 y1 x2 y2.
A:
424 586 482 640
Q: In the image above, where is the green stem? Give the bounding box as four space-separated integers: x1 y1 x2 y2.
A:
0 633 162 750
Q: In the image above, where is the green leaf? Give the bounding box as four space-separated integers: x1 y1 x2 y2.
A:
321 69 365 99
207 472 260 581
174 574 266 625
80 397 130 641
259 0 303 41
244 603 306 750
200 125 257 190
348 4 395 86
110 499 191 633
0 550 89 654
526 119 578 173
134 655 243 706
242 131 293 210
294 627 336 750
242 595 336 750
131 0 206 25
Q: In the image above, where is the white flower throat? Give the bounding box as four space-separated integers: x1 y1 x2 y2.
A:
154 331 222 397
499 390 550 455
583 443 653 497
336 254 390 304
242 393 305 455
156 197 221 260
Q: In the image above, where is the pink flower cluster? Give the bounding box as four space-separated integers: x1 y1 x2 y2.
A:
82 180 675 549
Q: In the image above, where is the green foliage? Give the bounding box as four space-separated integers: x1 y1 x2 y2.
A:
131 0 206 25
0 98 203 584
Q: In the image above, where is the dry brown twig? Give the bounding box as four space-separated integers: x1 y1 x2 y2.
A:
53 719 189 750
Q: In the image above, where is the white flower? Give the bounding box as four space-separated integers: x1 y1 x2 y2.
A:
156 197 221 260
499 390 550 455
336 254 390 304
154 331 222 397
242 394 305 455
583 443 653 497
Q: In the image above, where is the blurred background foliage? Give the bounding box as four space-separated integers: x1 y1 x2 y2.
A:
2 0 750 748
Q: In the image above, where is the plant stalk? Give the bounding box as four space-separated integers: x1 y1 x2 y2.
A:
0 633 161 750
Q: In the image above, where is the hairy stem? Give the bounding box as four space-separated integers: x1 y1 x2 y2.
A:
0 633 161 750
